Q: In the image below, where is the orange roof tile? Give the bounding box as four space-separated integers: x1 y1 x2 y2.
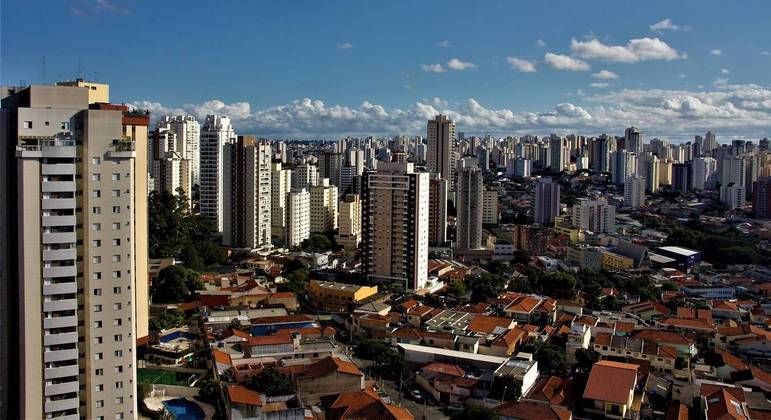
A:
227 385 263 406
583 361 638 405
467 315 514 334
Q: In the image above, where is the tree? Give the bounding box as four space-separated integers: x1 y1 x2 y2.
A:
489 376 522 402
148 190 190 258
549 272 578 299
574 348 600 374
149 308 185 331
450 406 500 420
152 265 203 303
197 377 222 404
246 367 296 396
536 344 566 375
301 233 332 253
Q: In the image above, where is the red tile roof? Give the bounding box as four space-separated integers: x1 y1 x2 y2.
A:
227 385 263 406
467 315 514 334
324 390 414 420
249 335 293 346
583 361 638 405
297 356 363 379
494 401 572 420
421 363 465 377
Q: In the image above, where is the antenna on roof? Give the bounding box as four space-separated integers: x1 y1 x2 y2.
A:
42 56 46 85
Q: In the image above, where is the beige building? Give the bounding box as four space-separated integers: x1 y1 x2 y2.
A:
427 114 455 182
271 162 291 242
456 164 484 250
0 83 148 420
482 188 499 225
428 174 448 246
151 151 192 205
362 161 429 291
309 177 338 233
336 194 362 251
55 78 110 104
223 136 272 249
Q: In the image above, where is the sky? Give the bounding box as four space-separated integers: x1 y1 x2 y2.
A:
2 0 771 140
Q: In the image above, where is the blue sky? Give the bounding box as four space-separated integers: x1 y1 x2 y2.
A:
2 0 770 140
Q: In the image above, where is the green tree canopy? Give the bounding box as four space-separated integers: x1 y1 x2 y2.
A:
149 308 185 331
245 367 296 396
152 265 203 303
301 233 333 253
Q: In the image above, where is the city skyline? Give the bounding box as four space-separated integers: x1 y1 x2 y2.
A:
2 0 771 140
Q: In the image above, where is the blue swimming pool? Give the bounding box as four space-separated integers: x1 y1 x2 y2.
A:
163 398 206 420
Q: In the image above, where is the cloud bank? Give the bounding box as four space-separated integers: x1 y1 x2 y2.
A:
130 82 771 140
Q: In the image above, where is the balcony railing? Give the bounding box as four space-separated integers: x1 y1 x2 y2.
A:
112 136 136 152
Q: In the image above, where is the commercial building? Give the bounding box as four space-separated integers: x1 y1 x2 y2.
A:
0 83 148 420
308 280 378 312
200 115 236 232
222 136 272 249
362 161 429 291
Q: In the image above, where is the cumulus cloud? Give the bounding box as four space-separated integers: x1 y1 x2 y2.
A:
592 70 619 80
338 42 353 50
761 51 770 56
421 63 445 73
534 39 547 48
721 68 731 75
649 18 689 32
544 53 591 71
506 57 537 73
129 82 771 140
710 49 722 56
446 58 477 70
590 83 611 88
437 40 451 48
70 0 131 16
571 37 684 63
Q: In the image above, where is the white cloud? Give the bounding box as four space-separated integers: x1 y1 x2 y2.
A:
338 42 353 50
761 51 770 56
721 68 731 75
421 63 445 73
446 58 476 71
130 82 771 140
649 18 689 32
592 70 619 80
590 83 611 88
534 39 547 48
437 40 451 48
710 49 722 56
506 57 537 73
571 37 684 63
544 53 591 71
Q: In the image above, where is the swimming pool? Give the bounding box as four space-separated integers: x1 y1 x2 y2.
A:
163 398 206 420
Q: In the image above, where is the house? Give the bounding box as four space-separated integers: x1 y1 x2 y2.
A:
582 361 639 419
226 385 263 419
494 400 573 420
593 332 677 373
320 390 414 420
249 314 316 336
415 363 482 405
494 353 540 396
633 329 697 358
294 357 364 403
622 301 670 321
308 280 378 312
525 376 575 407
699 383 749 420
565 323 591 364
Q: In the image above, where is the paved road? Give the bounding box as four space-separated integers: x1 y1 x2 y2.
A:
379 378 449 420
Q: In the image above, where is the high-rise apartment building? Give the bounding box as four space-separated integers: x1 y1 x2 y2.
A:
222 136 272 249
645 155 660 193
336 194 362 251
286 189 310 248
361 161 429 291
549 134 568 172
200 115 236 232
483 189 499 225
753 177 771 219
271 162 292 242
157 115 200 185
428 174 448 246
291 161 318 192
623 175 646 209
319 152 343 188
692 156 718 190
672 163 692 194
427 114 455 181
624 127 643 155
310 178 338 233
611 150 638 185
0 83 148 420
456 165 484 250
152 151 192 205
533 177 560 225
703 131 718 153
570 197 616 233
720 183 746 209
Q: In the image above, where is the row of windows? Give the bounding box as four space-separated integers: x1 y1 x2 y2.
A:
93 334 123 344
91 239 126 247
92 286 125 296
91 223 123 231
93 303 123 312
22 121 69 130
92 206 123 214
91 189 124 198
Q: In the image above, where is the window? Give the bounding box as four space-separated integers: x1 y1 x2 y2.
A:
91 223 101 231
114 366 123 373
23 121 32 129
96 400 104 408
92 206 101 214
94 321 102 328
115 397 123 405
113 287 121 295
94 353 103 360
112 206 120 214
61 122 69 130
92 190 101 198
92 157 101 165
93 288 102 296
112 270 121 278
94 304 102 312
113 303 122 310
112 173 120 181
96 384 104 392
96 368 103 376
92 256 102 264
112 222 120 230
92 240 101 247
115 381 123 389
112 239 121 246
111 190 120 197
114 350 123 357
114 334 123 342
113 319 122 326
93 272 102 280
92 174 101 181
94 337 103 344
112 255 121 263
116 413 124 420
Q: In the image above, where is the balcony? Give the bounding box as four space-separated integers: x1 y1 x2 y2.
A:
43 265 77 278
44 348 79 363
107 137 136 158
42 164 76 175
44 396 79 413
43 299 77 313
44 380 79 396
43 282 77 296
43 364 79 380
42 181 76 193
42 215 77 227
42 198 76 210
43 315 78 329
42 248 77 261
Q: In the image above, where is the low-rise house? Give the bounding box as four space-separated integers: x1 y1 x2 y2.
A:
293 356 364 403
712 300 743 320
415 363 483 405
320 390 414 420
494 353 540 396
308 279 378 312
582 361 640 419
525 376 575 407
633 329 697 358
494 401 573 420
565 323 591 364
226 385 264 419
250 314 317 336
246 332 336 360
699 383 750 420
622 301 670 321
593 332 677 373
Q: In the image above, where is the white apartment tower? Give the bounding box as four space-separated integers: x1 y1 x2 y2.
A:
570 197 616 233
623 175 646 209
222 136 272 249
199 115 236 232
310 178 338 233
271 162 292 241
362 161 429 291
0 84 149 420
286 189 310 248
157 115 200 184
